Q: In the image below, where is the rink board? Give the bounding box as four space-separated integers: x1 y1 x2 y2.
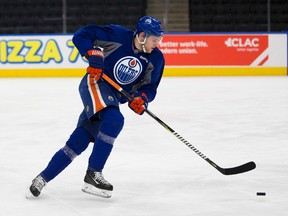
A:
0 33 287 77
0 67 286 77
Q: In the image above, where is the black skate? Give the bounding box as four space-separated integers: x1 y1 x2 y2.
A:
25 175 46 198
82 171 113 198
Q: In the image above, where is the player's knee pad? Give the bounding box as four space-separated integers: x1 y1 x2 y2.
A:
64 127 92 159
98 107 124 138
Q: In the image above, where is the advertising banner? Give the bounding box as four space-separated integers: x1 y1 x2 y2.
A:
160 35 269 66
159 33 287 76
0 35 85 68
0 33 287 77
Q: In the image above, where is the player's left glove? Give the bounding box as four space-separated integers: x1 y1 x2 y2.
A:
86 47 104 81
128 92 148 115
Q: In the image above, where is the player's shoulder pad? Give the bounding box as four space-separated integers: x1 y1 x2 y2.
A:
150 47 165 62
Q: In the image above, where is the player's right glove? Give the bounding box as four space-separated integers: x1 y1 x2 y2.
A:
86 47 104 81
128 92 148 115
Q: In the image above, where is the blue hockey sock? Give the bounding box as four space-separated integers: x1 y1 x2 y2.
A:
88 139 113 172
88 107 124 172
41 127 92 182
41 148 72 182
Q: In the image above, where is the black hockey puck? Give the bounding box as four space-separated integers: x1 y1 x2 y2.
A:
256 192 266 196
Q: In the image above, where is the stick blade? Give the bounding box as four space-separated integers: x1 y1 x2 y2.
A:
220 161 256 175
206 159 256 175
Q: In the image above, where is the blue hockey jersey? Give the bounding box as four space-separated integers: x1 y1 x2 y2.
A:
72 24 165 103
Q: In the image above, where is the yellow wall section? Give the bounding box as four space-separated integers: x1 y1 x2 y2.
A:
163 67 287 76
0 67 286 77
0 69 86 78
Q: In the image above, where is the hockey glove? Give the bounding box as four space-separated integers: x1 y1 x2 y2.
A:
86 47 104 81
128 92 148 115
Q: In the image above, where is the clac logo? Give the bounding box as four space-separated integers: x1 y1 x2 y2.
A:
225 37 259 48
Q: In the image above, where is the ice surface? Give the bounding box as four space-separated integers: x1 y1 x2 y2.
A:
0 76 287 216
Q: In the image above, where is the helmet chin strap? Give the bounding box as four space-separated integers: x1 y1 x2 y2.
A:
136 34 147 53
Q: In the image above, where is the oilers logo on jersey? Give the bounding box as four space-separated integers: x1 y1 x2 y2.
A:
113 56 142 85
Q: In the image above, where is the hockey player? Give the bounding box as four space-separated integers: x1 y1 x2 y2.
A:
25 16 165 198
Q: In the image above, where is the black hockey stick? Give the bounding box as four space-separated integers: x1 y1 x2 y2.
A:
102 74 256 175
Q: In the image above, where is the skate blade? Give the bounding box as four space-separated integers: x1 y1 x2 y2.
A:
25 187 35 199
82 183 112 198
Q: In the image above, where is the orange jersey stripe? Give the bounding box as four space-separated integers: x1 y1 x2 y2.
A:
87 74 106 113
